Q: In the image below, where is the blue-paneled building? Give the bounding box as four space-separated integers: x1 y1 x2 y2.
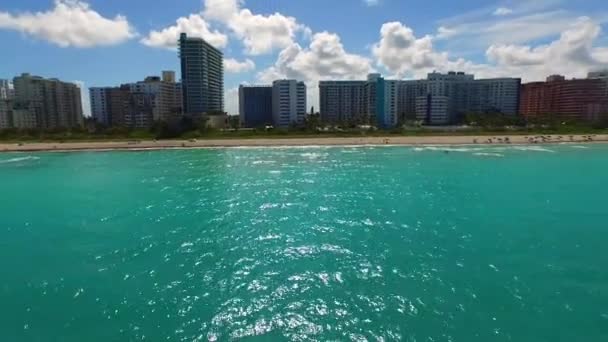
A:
239 85 273 128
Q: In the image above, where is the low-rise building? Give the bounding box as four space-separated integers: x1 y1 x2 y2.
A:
206 114 229 129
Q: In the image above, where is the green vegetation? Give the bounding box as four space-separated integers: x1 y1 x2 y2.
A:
0 114 606 143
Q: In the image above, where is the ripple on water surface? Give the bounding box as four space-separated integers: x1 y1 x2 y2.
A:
2 146 608 341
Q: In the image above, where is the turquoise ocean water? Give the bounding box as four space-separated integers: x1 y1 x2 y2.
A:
1 144 608 341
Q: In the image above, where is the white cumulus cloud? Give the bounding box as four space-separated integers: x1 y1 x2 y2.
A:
493 7 514 16
0 0 136 47
370 17 608 82
204 0 311 55
141 14 228 49
373 21 454 78
485 17 608 78
258 31 374 110
224 58 255 73
258 32 373 83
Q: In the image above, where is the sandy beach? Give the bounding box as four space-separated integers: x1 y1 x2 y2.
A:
0 134 606 152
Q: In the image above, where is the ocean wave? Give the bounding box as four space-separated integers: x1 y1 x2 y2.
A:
0 156 41 164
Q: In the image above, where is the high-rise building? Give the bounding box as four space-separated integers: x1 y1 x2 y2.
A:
239 85 273 128
179 33 224 116
398 80 427 121
106 86 131 127
272 80 306 128
90 87 111 126
125 91 155 129
319 80 367 124
0 99 12 129
376 77 400 128
420 71 475 124
12 73 83 129
90 72 182 128
520 76 608 122
588 70 608 79
319 75 399 128
90 85 138 128
321 72 521 127
469 78 521 116
128 76 182 122
12 106 37 129
410 72 520 125
588 70 608 98
416 95 449 124
0 79 14 100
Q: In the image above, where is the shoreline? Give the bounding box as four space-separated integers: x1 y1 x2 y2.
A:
0 135 606 153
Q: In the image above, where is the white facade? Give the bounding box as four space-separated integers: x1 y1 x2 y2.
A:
0 80 13 100
272 80 306 128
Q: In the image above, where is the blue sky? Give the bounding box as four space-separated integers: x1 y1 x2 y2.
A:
1 0 608 115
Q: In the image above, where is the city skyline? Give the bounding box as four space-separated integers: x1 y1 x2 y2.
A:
1 0 608 117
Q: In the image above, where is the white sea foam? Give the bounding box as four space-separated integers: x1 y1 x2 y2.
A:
0 156 40 164
255 234 281 241
512 146 556 153
570 145 589 149
335 272 344 284
474 152 504 157
300 152 328 159
414 146 480 153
